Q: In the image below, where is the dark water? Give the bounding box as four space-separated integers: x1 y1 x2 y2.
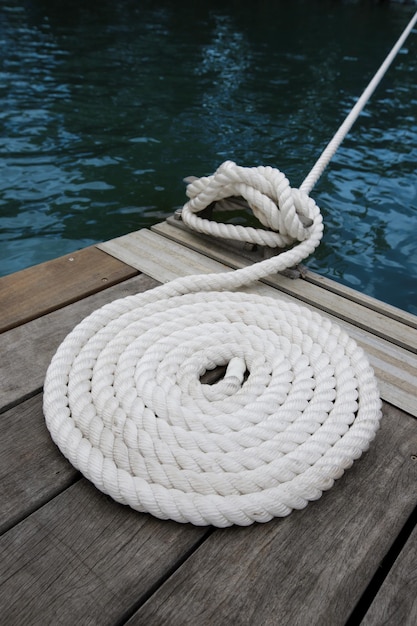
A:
1 0 416 314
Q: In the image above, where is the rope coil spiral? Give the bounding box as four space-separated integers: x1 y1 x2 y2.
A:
44 161 382 527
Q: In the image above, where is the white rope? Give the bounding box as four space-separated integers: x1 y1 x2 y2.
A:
43 288 381 527
41 10 417 527
43 161 381 526
182 161 322 253
300 9 417 194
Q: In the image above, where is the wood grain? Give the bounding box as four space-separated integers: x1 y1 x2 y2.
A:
0 246 138 333
304 270 417 330
152 220 417 351
0 480 208 625
98 227 417 417
0 273 159 412
126 404 417 626
362 522 417 626
98 228 228 282
0 394 78 534
177 185 417 328
1 223 416 624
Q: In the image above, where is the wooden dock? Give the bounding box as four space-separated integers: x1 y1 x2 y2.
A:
1 217 416 625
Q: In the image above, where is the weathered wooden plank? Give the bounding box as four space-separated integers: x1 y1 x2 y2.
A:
0 394 78 534
362 522 417 626
178 181 416 327
0 480 208 625
98 229 228 283
304 271 417 330
250 282 417 417
249 289 416 418
0 246 138 333
373 379 416 421
97 228 417 418
125 404 417 626
152 220 417 352
163 212 417 330
0 273 159 413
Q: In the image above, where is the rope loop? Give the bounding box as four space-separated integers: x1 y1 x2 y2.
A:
182 161 320 249
43 161 381 527
44 290 381 527
41 3 417 526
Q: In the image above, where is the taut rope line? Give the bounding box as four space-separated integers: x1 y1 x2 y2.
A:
300 9 417 195
43 13 416 527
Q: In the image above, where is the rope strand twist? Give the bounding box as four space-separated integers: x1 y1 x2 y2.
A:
43 5 417 523
44 161 382 527
182 161 316 248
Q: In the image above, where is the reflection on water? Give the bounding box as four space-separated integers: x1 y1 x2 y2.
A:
0 0 416 314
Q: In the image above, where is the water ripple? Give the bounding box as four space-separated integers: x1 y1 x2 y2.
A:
0 0 416 313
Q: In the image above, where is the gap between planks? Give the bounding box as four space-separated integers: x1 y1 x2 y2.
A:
154 219 417 344
1 241 415 625
123 404 417 626
0 246 138 333
167 190 417 331
0 273 159 414
98 227 417 418
361 517 417 625
0 479 209 626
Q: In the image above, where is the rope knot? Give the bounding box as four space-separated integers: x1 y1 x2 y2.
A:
182 161 321 251
42 159 381 527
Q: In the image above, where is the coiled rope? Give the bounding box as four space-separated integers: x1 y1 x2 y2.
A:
43 12 416 526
